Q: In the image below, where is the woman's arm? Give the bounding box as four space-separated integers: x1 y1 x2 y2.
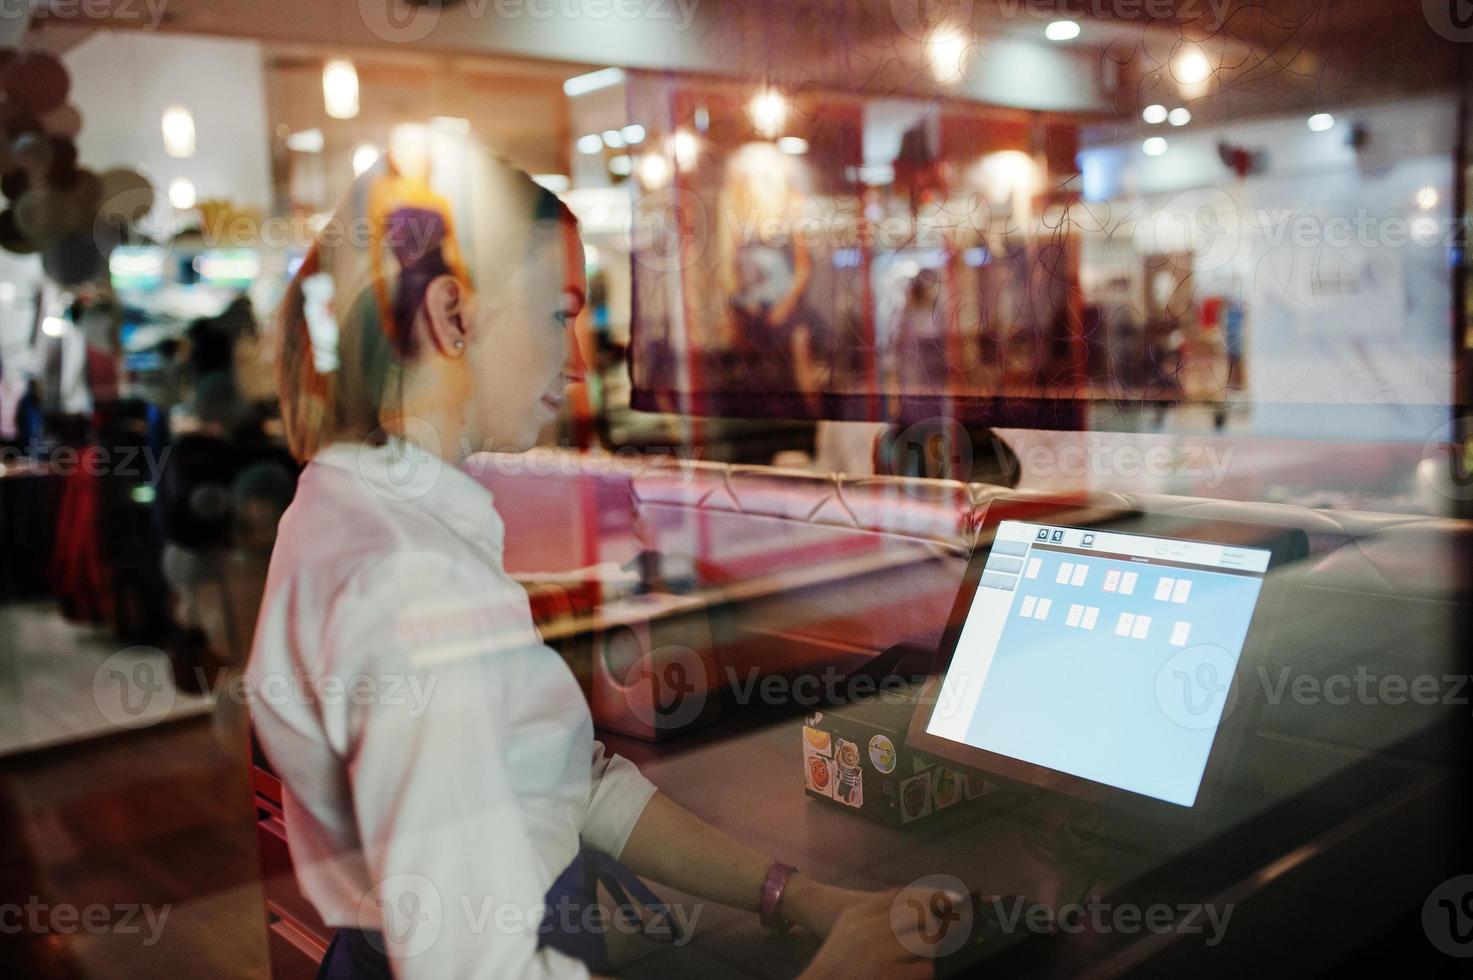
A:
618 790 867 936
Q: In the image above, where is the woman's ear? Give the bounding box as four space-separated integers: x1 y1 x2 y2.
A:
422 274 469 357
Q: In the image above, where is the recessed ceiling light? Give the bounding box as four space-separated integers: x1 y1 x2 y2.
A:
1307 113 1335 132
777 136 809 155
620 124 646 145
285 128 324 153
601 129 626 149
1173 48 1211 86
1142 137 1168 157
1167 108 1192 127
1045 20 1081 42
351 142 380 177
563 67 625 97
1142 104 1168 125
576 134 604 155
926 25 969 83
749 90 788 138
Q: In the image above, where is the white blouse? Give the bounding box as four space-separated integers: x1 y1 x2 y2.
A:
247 439 657 978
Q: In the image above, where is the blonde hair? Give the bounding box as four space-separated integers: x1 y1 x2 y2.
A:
275 144 571 463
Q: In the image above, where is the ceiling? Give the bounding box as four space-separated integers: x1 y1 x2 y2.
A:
24 0 1470 134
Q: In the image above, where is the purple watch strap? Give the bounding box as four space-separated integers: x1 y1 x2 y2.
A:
759 862 797 931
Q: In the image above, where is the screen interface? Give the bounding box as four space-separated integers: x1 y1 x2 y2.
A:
926 520 1272 806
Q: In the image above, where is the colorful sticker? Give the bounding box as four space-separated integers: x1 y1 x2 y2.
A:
834 738 863 808
933 768 960 809
868 734 897 774
806 755 835 797
803 725 833 758
900 772 934 823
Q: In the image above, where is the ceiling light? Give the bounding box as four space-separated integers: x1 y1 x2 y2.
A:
1173 47 1211 86
638 153 670 188
1142 104 1167 125
563 67 625 97
601 129 626 149
777 136 808 155
351 142 380 177
285 128 324 153
576 133 604 155
1167 107 1192 127
161 105 196 158
671 129 699 171
1142 137 1168 157
42 316 66 337
620 124 646 145
322 59 360 120
1044 20 1080 42
1415 186 1439 210
749 89 787 138
167 177 197 210
1307 113 1334 132
608 154 632 177
926 25 969 83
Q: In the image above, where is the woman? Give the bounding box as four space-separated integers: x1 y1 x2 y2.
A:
247 142 936 978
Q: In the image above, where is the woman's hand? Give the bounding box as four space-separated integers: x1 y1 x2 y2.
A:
797 888 941 980
778 875 874 936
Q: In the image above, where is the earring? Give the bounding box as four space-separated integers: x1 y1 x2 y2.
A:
453 340 464 350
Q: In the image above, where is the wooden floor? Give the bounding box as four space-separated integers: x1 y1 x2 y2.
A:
0 706 268 978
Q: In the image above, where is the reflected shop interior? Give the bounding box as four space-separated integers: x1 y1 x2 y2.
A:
0 2 1470 979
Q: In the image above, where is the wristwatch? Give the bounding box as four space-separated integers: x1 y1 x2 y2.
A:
759 862 797 932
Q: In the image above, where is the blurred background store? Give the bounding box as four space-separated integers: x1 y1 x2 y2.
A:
0 2 1468 978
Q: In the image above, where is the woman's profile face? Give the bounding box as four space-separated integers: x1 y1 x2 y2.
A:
463 218 586 451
